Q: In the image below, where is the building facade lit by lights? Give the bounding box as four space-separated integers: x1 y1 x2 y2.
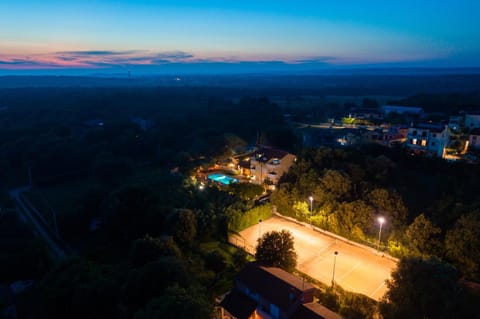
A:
405 124 450 157
238 147 296 186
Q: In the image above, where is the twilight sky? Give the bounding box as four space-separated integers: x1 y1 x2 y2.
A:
1 0 479 74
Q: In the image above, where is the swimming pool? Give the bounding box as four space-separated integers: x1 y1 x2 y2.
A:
208 173 238 185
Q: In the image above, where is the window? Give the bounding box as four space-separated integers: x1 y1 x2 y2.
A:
431 142 436 146
421 131 427 137
421 140 427 146
412 130 417 136
432 133 436 138
412 138 417 145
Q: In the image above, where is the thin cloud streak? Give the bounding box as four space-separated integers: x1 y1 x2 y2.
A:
0 50 199 69
1 50 327 69
56 50 141 56
0 50 445 72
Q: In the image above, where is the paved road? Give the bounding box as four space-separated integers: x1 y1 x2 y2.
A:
238 215 397 300
294 122 380 131
9 187 67 261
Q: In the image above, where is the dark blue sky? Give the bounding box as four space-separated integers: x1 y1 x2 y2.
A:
1 0 479 74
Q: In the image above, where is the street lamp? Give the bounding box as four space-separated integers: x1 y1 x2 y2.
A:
332 251 338 288
377 216 385 252
308 196 313 226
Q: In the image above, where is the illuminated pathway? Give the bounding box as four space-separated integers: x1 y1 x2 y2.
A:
237 215 397 301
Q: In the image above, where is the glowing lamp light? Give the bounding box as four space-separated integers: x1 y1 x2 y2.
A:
308 196 314 226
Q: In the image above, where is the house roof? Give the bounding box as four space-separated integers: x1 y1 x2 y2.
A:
220 290 257 319
382 105 424 114
414 123 446 133
252 147 290 162
465 111 480 116
351 108 383 115
236 263 314 311
293 303 343 319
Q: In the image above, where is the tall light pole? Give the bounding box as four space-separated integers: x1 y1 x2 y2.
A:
308 196 313 226
377 216 385 252
332 251 338 289
258 219 262 241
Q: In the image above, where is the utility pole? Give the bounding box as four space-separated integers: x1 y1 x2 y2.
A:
308 196 313 226
377 216 385 252
258 219 262 241
332 251 338 290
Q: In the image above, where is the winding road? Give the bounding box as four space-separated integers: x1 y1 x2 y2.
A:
9 186 67 261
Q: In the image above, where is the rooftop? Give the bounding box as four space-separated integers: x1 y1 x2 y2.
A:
237 263 314 311
220 290 257 319
382 105 424 114
414 123 446 133
252 147 290 163
293 303 344 319
465 111 480 116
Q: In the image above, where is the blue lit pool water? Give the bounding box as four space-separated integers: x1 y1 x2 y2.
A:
208 174 238 185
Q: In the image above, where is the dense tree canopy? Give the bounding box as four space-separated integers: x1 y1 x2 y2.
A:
380 257 466 319
129 235 181 267
103 185 164 242
445 214 480 280
255 230 297 272
134 285 212 319
404 214 442 257
3 87 480 318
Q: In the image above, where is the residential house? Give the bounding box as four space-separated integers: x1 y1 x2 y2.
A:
383 125 408 146
468 128 480 150
465 112 480 130
348 108 384 121
382 105 424 116
238 147 296 185
361 128 386 144
219 263 342 319
335 128 363 147
405 123 450 157
448 115 463 132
